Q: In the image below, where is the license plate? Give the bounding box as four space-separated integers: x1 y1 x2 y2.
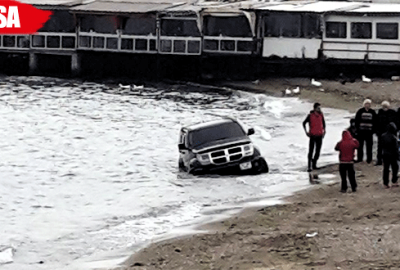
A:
240 162 252 170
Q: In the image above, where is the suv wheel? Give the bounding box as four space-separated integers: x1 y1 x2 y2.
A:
178 158 186 172
253 158 269 174
188 160 203 175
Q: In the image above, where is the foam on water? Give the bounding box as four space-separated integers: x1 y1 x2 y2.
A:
0 78 351 269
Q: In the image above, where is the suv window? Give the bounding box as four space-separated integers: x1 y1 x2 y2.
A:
188 122 245 148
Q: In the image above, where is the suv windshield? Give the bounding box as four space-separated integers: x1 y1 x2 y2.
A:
188 122 246 148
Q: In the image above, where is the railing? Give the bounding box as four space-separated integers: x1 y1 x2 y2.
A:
78 32 157 53
78 32 119 51
322 40 400 61
0 35 30 50
159 36 201 55
120 34 157 53
203 36 254 54
0 33 76 51
31 32 76 50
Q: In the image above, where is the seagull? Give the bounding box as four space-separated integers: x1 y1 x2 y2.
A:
285 88 292 96
362 75 372 83
311 78 322 87
252 79 260 85
293 86 300 94
118 84 130 89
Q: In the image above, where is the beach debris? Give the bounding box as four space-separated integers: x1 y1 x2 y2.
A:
0 247 13 265
293 86 300 94
118 83 130 89
306 232 318 238
319 88 325 92
130 262 145 267
311 78 322 87
255 126 271 141
133 84 144 90
362 75 372 83
391 76 400 81
339 73 356 85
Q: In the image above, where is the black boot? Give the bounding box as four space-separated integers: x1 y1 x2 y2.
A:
307 159 312 172
312 159 319 170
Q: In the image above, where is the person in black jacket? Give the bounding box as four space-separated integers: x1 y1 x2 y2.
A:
347 118 357 139
376 101 398 166
381 122 399 188
355 99 377 163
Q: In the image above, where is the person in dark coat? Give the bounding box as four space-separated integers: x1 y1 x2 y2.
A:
381 122 399 189
376 101 398 166
335 130 359 192
347 118 357 139
303 103 326 172
355 99 377 163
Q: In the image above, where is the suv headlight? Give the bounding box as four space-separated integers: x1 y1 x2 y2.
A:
196 153 211 165
243 144 254 157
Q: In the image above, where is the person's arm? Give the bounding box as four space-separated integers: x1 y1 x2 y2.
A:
353 138 359 148
303 114 310 136
355 109 361 129
322 115 326 136
372 110 378 134
334 142 340 151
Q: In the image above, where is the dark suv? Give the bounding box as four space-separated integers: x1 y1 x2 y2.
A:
178 118 268 175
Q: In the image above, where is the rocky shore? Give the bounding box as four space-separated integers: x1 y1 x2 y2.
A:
117 77 400 270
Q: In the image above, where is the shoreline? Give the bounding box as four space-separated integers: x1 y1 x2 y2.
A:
115 77 400 270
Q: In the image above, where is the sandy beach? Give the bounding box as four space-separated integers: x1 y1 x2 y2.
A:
117 77 400 270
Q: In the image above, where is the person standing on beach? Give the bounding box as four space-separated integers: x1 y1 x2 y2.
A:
376 101 397 166
335 130 359 193
381 122 399 189
303 103 326 172
355 99 376 163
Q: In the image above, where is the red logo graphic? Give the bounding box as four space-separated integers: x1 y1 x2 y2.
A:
0 0 52 34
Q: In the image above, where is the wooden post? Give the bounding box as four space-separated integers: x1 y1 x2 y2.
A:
28 52 38 75
71 52 80 76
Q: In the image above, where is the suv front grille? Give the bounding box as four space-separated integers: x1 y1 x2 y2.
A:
208 145 248 165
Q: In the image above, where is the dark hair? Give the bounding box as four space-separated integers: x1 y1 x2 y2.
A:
313 103 321 109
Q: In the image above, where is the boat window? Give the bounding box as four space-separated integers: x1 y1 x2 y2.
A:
80 15 118 34
264 13 314 38
301 14 321 38
203 16 252 37
377 23 398 39
40 10 76 33
351 22 371 39
325 22 347 38
122 15 156 35
161 19 200 37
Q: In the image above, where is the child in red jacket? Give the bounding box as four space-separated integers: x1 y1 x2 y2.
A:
335 130 360 193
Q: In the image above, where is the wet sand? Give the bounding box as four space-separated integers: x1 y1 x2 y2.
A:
118 78 400 270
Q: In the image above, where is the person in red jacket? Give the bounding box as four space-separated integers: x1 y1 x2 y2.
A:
335 130 360 193
303 103 326 172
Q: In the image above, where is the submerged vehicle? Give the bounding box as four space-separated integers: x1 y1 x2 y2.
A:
178 118 268 175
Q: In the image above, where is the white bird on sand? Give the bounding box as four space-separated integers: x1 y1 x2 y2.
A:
285 88 292 96
311 78 322 87
118 83 130 89
252 79 260 85
133 85 144 89
362 75 372 83
293 86 300 94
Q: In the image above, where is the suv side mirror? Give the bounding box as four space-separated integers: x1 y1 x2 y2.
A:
178 143 186 150
247 128 255 136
